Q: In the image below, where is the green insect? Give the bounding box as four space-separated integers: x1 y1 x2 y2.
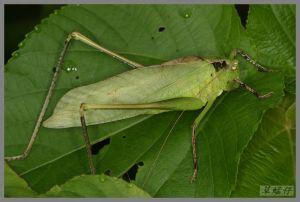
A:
4 32 274 182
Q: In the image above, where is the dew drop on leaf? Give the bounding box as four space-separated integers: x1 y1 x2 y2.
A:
179 8 193 19
184 13 190 18
64 67 78 73
63 60 78 73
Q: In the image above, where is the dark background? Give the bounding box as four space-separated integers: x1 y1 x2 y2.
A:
4 4 249 64
5 5 62 63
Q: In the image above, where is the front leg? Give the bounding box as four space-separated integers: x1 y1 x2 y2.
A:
233 79 273 99
78 101 185 175
79 103 96 175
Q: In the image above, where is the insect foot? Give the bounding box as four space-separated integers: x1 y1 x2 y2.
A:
257 91 274 99
4 153 27 161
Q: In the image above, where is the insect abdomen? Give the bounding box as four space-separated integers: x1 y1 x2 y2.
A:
43 60 215 128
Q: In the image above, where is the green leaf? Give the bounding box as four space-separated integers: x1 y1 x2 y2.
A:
5 162 150 198
5 5 285 197
4 163 37 197
228 5 296 197
231 94 295 197
45 174 151 198
246 5 295 93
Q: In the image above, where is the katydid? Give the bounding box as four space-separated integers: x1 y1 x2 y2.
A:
4 32 274 182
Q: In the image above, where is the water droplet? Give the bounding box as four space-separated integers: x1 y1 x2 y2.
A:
179 8 193 19
99 176 105 182
184 13 190 18
63 60 78 73
25 33 30 38
65 67 78 72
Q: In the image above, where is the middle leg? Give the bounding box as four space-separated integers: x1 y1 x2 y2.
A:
190 100 214 183
78 102 176 175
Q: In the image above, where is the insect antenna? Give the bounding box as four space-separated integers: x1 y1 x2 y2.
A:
235 49 276 73
141 112 184 188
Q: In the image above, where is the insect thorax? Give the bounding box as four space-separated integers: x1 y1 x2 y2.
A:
218 64 240 91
